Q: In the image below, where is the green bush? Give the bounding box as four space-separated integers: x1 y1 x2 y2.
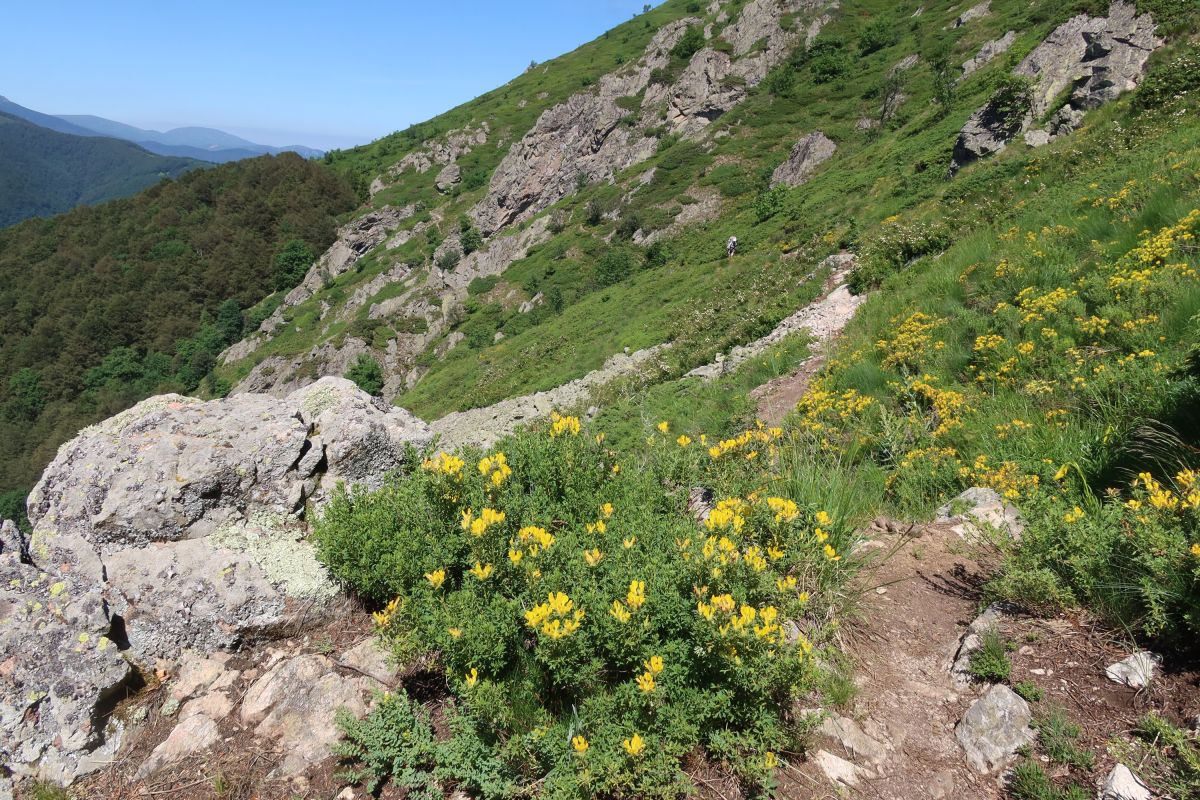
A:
858 17 897 56
346 354 385 396
314 418 851 798
468 275 501 296
848 218 951 292
335 691 439 797
1135 46 1200 110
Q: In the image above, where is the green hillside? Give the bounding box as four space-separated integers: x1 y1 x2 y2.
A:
0 110 204 227
0 153 357 518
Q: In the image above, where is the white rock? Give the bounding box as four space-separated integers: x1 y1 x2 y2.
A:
812 749 874 787
818 713 890 764
135 713 219 778
1105 651 1160 689
1099 763 1152 800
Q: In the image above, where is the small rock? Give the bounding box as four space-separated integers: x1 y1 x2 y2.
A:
1099 763 1152 800
936 487 1024 541
950 0 990 28
1105 651 1160 690
812 749 874 788
160 697 180 718
135 713 220 778
956 684 1035 773
818 713 890 765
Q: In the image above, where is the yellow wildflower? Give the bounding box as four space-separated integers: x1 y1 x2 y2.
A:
635 671 656 693
764 751 779 769
1191 543 1200 558
448 627 463 638
550 412 581 437
572 735 589 754
623 733 645 757
626 580 646 609
584 548 604 567
623 536 637 549
644 655 664 674
657 421 670 434
425 569 446 589
677 435 692 447
1063 507 1085 524
600 502 614 518
609 600 632 623
465 668 478 688
823 543 840 562
470 562 494 580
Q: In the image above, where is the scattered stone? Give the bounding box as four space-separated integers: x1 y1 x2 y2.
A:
956 684 1035 773
818 713 890 765
1105 651 1160 690
1099 763 1152 800
135 713 219 779
770 132 837 188
936 487 1024 541
891 54 920 74
812 749 874 787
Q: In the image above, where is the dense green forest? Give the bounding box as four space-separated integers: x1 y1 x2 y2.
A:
0 153 357 519
0 111 203 227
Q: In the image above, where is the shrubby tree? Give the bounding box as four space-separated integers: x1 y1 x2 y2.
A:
273 239 316 291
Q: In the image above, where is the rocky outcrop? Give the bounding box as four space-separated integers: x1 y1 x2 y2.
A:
959 30 1015 80
372 122 489 195
949 1 989 29
770 131 837 187
472 0 834 234
951 1 1161 172
2 378 431 785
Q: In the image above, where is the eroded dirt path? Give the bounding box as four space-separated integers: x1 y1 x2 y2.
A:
778 522 1004 799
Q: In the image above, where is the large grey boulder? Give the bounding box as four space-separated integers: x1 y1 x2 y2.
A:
956 684 1034 773
951 1 1161 172
4 378 431 785
771 132 837 188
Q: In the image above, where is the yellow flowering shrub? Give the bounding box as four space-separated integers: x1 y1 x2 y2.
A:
314 415 845 798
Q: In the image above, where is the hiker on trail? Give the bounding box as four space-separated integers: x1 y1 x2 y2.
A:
726 235 738 258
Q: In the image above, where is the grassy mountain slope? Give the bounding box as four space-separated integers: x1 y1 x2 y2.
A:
0 111 205 227
0 153 358 517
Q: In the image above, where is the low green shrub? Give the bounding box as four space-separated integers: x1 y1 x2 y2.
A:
968 628 1013 683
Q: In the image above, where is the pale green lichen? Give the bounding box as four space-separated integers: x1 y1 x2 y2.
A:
299 383 340 419
211 512 337 601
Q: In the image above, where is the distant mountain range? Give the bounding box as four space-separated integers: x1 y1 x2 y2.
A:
0 95 323 163
0 109 202 227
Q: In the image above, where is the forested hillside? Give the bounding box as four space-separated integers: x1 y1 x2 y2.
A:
0 111 203 227
0 153 357 518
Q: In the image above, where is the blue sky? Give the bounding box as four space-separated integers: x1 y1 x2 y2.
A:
3 1 659 150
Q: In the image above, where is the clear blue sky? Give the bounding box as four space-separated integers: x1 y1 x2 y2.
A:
3 1 659 150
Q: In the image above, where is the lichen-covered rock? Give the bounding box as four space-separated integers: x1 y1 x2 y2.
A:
949 1 990 28
4 378 430 784
955 684 1034 773
770 131 837 188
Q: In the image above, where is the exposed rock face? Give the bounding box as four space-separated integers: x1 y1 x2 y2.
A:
3 378 431 784
959 30 1015 80
373 122 489 195
951 1 1161 171
240 653 380 777
771 132 837 187
435 162 461 192
472 1 834 234
955 684 1034 773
